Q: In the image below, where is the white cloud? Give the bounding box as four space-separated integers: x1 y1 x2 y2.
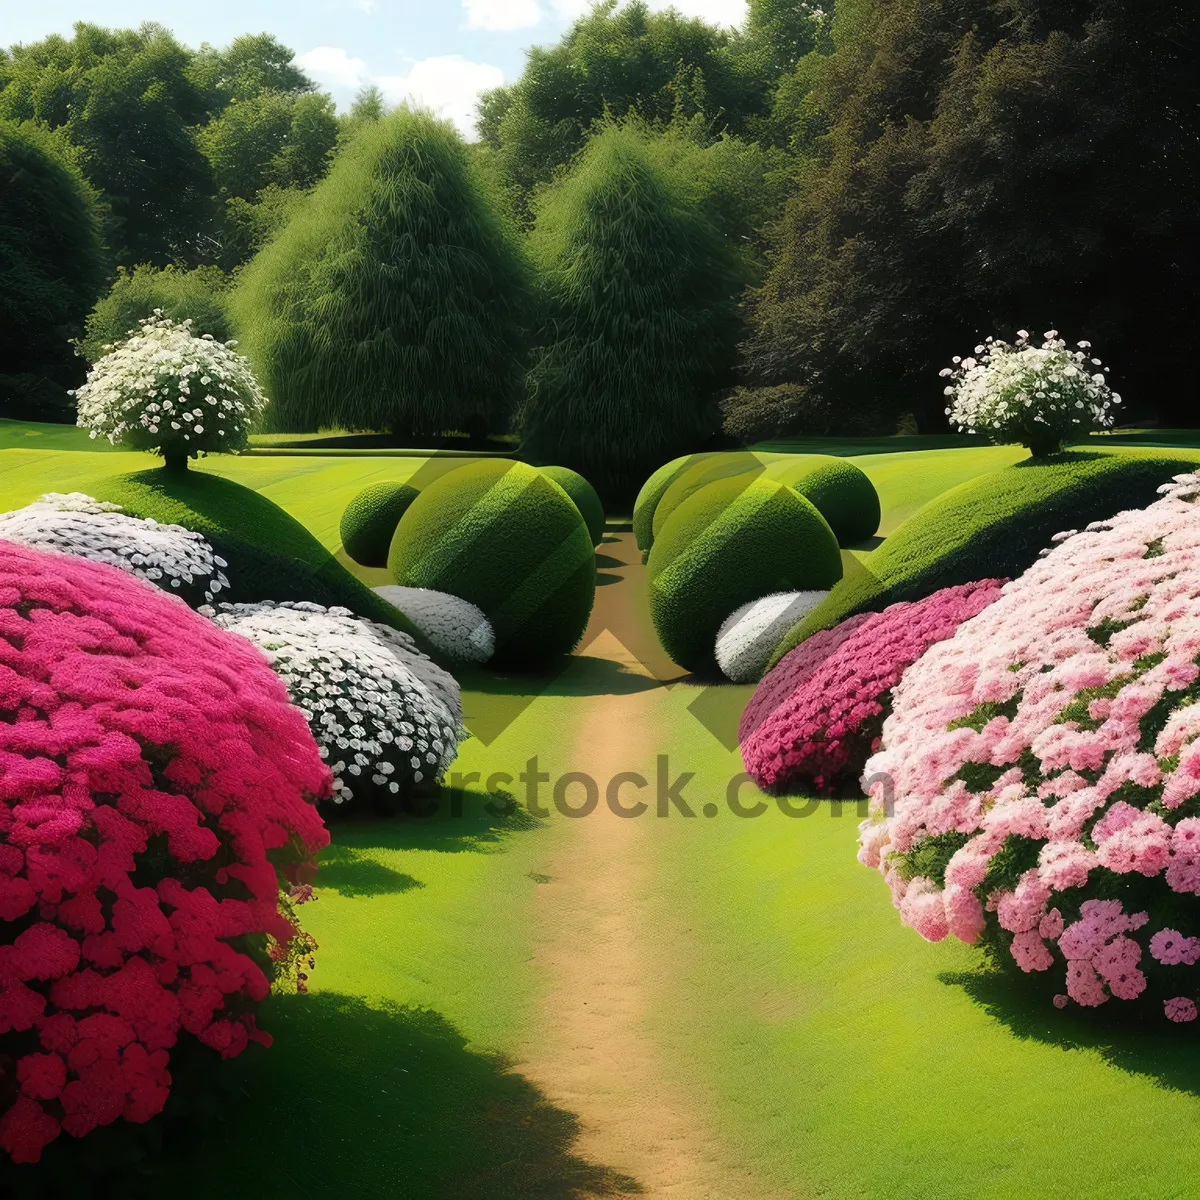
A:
354 0 380 13
378 56 506 137
464 0 542 31
294 48 504 140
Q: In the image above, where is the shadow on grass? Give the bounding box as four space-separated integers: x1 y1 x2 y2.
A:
314 841 425 897
164 992 640 1199
942 968 1200 1097
324 789 546 858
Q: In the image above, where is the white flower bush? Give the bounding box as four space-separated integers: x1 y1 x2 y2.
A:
942 330 1120 457
74 311 268 463
715 590 830 683
0 492 229 606
373 585 495 662
205 601 464 808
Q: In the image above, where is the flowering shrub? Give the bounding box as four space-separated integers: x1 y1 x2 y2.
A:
206 601 464 809
73 312 268 465
0 493 230 607
715 590 829 683
741 581 1005 793
859 474 1200 1020
0 540 330 1164
373 584 494 662
942 330 1120 457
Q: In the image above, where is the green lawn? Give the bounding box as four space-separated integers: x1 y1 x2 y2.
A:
5 433 1200 1197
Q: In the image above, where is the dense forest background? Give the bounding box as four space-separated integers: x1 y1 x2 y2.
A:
2 2 1198 477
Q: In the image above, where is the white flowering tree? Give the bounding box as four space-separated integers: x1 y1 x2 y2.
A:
74 311 268 470
941 330 1120 458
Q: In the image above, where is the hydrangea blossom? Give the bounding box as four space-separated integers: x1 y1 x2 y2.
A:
206 601 465 808
0 493 229 606
0 540 330 1164
73 312 268 463
942 330 1120 456
715 590 830 683
859 474 1200 1019
373 585 494 662
740 581 1004 793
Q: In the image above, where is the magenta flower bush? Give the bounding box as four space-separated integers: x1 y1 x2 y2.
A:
859 474 1200 1021
0 540 331 1164
740 581 1004 793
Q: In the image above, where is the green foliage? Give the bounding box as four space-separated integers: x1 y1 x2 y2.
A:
231 107 530 438
539 466 606 546
745 0 1200 431
768 452 1200 668
0 119 106 419
340 481 420 568
784 458 881 546
632 452 718 552
652 451 768 543
197 90 337 201
520 124 744 501
387 460 595 666
88 469 428 646
80 263 231 362
721 384 809 444
187 33 316 109
647 475 842 675
217 184 306 271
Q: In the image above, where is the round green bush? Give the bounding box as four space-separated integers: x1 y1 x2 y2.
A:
783 459 881 546
633 453 716 552
388 460 595 666
651 452 766 543
340 481 421 567
647 476 843 675
540 465 606 545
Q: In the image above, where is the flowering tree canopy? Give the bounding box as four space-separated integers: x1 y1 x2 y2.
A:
860 475 1200 1021
73 312 268 466
942 331 1119 457
0 540 330 1164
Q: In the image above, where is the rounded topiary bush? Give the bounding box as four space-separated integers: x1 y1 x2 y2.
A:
0 540 330 1168
340 481 421 567
540 466 605 545
783 459 881 546
647 476 843 675
633 453 716 553
651 452 765 544
387 460 595 666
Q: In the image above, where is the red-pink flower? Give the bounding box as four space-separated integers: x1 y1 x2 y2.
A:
0 540 332 1163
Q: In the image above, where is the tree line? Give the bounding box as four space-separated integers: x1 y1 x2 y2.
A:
2 1 1198 495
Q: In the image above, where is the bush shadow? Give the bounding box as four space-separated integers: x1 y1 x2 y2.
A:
942 968 1200 1097
314 841 425 897
159 992 640 1199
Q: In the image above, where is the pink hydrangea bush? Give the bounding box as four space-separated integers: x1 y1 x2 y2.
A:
859 474 1200 1021
740 581 1005 793
0 540 331 1164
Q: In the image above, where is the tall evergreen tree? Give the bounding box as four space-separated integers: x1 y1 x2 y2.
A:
230 107 530 437
520 123 745 499
0 120 106 418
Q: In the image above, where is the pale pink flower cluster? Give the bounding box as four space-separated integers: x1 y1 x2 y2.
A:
859 474 1200 1018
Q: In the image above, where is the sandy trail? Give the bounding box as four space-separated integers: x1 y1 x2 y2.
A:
512 538 788 1199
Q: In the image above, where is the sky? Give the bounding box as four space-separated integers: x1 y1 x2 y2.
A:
1 0 750 137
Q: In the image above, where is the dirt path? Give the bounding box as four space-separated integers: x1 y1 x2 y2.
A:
512 537 788 1199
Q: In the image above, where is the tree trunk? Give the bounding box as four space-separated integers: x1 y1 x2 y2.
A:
162 449 189 472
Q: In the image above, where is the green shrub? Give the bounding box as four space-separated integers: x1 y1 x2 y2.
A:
520 124 745 501
87 470 428 647
340 481 421 567
647 476 843 675
0 120 106 415
767 451 1200 670
81 264 232 363
388 460 595 666
230 107 530 437
720 384 810 444
651 452 768 543
782 458 881 546
632 452 717 552
540 465 605 545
